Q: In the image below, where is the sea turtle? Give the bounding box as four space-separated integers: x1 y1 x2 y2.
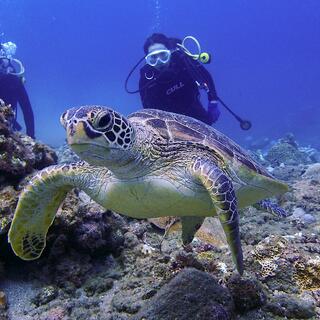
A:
8 106 289 274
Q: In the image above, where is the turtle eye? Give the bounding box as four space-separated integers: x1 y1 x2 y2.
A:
94 112 113 131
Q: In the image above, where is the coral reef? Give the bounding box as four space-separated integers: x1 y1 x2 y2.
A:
0 101 57 186
261 133 320 171
0 128 320 319
294 256 320 291
265 135 312 166
0 186 19 235
291 163 320 216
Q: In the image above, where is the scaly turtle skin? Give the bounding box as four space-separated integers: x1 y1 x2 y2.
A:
8 106 289 274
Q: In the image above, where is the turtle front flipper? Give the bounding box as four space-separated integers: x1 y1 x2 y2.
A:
8 162 111 260
192 158 243 275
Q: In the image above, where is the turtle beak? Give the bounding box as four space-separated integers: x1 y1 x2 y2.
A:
66 121 111 163
66 122 88 145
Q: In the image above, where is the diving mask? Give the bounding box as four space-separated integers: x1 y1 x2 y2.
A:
145 49 171 67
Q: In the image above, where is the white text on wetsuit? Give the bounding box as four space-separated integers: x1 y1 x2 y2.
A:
166 82 185 95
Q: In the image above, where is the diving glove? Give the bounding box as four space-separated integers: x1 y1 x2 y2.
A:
208 101 220 123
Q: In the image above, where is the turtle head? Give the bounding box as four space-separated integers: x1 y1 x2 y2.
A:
60 105 135 166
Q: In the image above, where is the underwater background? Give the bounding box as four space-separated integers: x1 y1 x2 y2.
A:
1 1 320 319
1 0 320 148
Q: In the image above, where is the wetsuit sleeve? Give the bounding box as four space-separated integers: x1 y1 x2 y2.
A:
179 52 218 102
197 63 218 101
16 79 35 139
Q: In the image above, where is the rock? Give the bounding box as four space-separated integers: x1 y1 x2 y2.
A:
0 291 7 309
292 207 316 225
123 232 140 249
265 294 316 319
0 186 19 235
51 252 93 288
302 214 316 224
45 192 127 260
265 134 312 167
303 163 320 180
195 217 228 249
84 277 113 296
292 178 320 215
300 147 320 163
271 164 306 182
31 286 58 307
39 306 66 320
227 275 266 313
134 268 234 320
173 250 205 271
293 207 307 218
70 210 125 256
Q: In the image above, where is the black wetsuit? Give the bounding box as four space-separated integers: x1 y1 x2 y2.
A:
0 73 35 138
139 51 218 125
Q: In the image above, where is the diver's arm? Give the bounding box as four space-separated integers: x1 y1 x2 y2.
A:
195 63 218 101
16 79 35 138
179 52 218 101
198 65 220 123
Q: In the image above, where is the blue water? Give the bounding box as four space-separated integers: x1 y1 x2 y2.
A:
1 0 320 148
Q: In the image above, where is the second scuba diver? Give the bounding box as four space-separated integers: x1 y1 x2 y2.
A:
0 41 35 139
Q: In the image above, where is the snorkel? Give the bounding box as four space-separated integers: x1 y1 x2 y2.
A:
0 42 25 78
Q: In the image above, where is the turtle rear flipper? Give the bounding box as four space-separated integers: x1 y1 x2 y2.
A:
254 199 290 217
181 216 205 245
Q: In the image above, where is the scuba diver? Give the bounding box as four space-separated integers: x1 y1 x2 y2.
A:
0 41 35 139
140 33 220 125
125 34 252 130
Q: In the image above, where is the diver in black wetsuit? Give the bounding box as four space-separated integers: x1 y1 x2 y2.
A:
0 44 35 139
139 33 220 125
